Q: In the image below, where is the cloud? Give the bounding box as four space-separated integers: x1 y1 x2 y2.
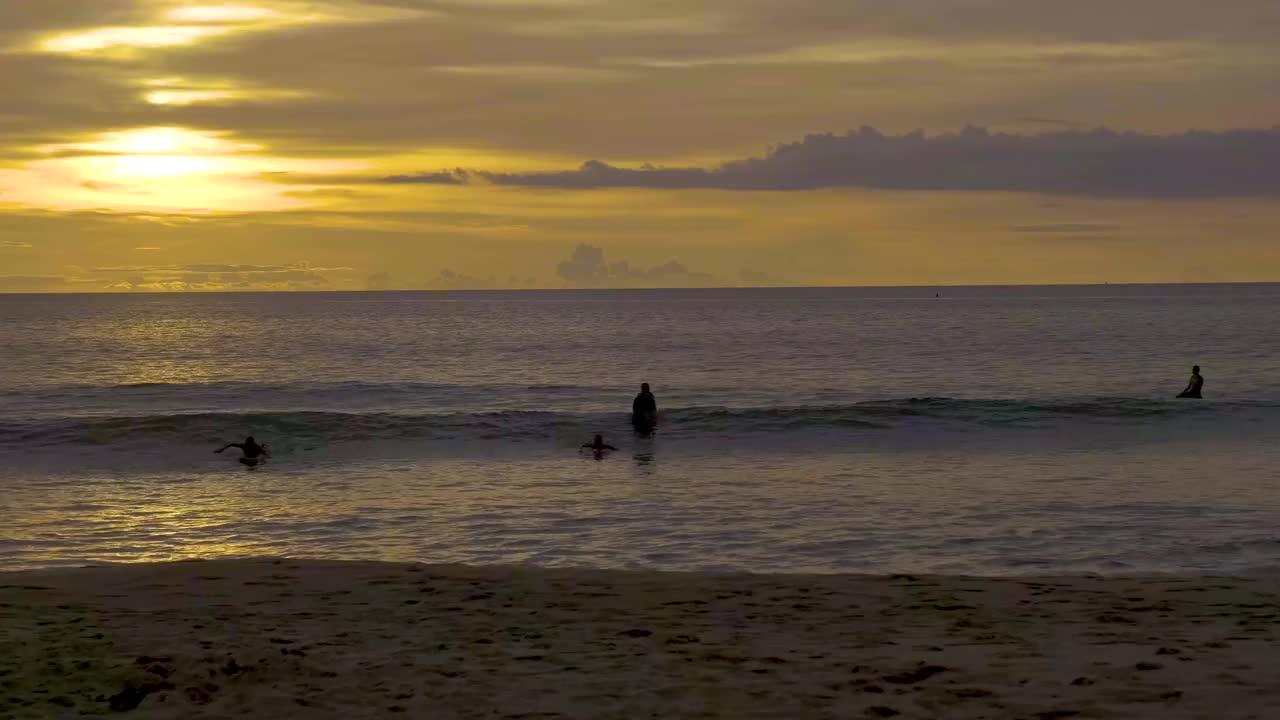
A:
166 6 284 23
0 240 32 248
432 64 628 82
90 262 351 274
383 170 469 185
739 268 791 286
0 275 67 292
365 271 395 290
5 1 1280 291
3 0 1278 167
555 243 608 284
1013 117 1088 130
85 261 353 291
1007 224 1126 233
556 244 709 287
1005 223 1131 242
33 1 431 55
616 39 1192 71
385 125 1280 197
426 269 504 290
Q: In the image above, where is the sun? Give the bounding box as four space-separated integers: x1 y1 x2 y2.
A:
100 155 221 178
0 127 368 212
60 127 263 156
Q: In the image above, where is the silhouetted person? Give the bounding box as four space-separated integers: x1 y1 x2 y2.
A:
1177 365 1204 399
632 382 657 431
583 434 618 452
582 434 618 460
216 436 270 466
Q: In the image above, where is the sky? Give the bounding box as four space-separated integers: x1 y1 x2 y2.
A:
1 0 1278 292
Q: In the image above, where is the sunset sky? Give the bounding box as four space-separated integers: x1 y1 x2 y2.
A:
1 0 1278 291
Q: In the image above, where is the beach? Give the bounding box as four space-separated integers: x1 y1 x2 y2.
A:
3 559 1279 719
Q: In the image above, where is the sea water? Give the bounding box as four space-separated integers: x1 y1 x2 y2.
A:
2 286 1278 574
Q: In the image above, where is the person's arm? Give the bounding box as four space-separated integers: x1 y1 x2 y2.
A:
214 443 243 454
604 444 618 451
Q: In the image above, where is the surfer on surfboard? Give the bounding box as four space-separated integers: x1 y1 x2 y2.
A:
215 436 271 467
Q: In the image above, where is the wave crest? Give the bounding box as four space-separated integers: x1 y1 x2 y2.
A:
2 397 1270 449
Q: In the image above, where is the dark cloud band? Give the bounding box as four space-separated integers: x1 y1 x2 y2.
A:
384 125 1280 197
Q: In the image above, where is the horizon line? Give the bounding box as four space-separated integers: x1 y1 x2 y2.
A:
3 280 1280 297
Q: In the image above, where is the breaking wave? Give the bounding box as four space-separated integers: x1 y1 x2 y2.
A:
3 397 1272 450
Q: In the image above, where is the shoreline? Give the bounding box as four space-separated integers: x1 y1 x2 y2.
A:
3 558 1279 719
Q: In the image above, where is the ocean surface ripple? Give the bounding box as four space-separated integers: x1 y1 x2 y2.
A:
3 286 1279 574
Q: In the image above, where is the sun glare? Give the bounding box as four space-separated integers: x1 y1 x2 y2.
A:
3 127 370 213
166 5 283 22
39 4 285 54
146 90 238 105
107 155 221 178
38 2 431 55
50 127 263 156
42 26 231 53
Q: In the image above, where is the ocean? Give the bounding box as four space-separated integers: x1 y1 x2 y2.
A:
2 285 1278 574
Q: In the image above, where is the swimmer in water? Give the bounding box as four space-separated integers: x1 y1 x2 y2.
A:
582 434 618 458
215 436 270 466
1176 365 1204 399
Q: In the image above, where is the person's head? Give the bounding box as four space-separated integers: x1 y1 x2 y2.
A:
1192 365 1200 374
245 436 256 445
641 382 650 393
593 434 604 446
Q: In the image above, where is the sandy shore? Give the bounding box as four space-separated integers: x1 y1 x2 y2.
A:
2 560 1279 719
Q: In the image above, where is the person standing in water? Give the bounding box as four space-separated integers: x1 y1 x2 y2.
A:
1177 365 1205 398
632 382 657 431
215 436 270 466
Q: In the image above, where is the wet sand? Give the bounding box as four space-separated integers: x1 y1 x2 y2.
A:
2 559 1278 719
